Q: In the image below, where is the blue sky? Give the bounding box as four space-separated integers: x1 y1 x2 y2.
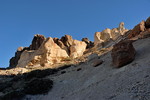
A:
0 0 149 68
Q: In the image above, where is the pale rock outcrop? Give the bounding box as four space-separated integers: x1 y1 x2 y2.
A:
53 38 69 54
17 37 69 67
94 22 128 46
111 28 120 40
118 22 126 35
101 28 111 41
94 32 103 45
39 37 69 66
70 40 87 58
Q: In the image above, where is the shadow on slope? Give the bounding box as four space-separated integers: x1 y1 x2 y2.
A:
0 64 73 100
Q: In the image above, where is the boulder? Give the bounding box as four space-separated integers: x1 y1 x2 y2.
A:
128 21 145 38
17 37 69 67
145 17 150 28
70 40 87 58
29 34 46 50
111 40 136 68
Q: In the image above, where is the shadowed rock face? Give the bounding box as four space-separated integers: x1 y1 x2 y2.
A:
145 17 150 28
9 35 45 68
82 38 94 49
111 40 136 68
29 34 46 50
9 47 29 68
60 35 73 48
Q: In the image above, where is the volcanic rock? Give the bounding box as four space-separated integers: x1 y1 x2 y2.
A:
111 40 136 68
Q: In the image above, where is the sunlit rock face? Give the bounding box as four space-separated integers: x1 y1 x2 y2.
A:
94 22 128 46
70 40 87 58
9 34 88 68
17 37 69 68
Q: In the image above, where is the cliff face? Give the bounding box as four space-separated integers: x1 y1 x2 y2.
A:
0 17 150 100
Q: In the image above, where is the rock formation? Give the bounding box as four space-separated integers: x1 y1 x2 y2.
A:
138 28 150 38
17 37 69 67
70 40 87 58
9 17 150 69
53 37 69 54
82 38 94 49
9 34 88 68
60 35 73 48
94 32 104 45
94 22 128 46
29 34 46 50
9 47 29 68
111 40 136 68
128 21 146 38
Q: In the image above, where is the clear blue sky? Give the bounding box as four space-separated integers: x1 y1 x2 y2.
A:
0 0 149 68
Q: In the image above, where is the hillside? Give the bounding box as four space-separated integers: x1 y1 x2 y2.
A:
0 17 150 100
